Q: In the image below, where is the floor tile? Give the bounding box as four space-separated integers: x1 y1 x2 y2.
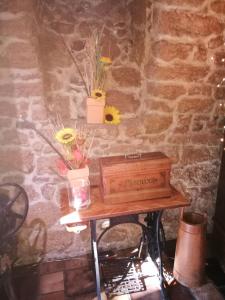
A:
66 291 97 300
168 282 195 300
64 255 91 270
206 258 225 287
131 288 161 300
0 265 40 300
40 260 65 275
38 291 65 300
190 282 224 300
2 240 225 300
64 267 95 297
39 272 64 294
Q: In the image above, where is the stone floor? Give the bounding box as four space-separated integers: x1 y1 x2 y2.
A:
0 241 225 300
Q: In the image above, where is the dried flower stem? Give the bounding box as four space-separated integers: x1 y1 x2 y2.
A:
16 120 72 170
59 36 90 97
36 0 90 96
86 130 95 160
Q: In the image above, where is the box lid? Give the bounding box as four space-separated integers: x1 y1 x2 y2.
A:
99 152 171 176
100 152 171 166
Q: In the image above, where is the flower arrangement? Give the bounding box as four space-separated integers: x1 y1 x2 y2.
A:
16 119 94 174
78 29 111 100
53 122 94 210
62 28 121 124
75 29 121 124
17 119 94 210
36 0 121 125
52 123 95 175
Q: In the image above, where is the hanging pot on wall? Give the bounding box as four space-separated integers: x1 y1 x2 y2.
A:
86 97 105 124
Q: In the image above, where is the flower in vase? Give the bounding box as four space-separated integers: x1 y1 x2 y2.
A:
16 119 95 175
104 105 121 125
56 158 68 176
91 89 106 101
56 149 87 176
100 56 112 65
55 128 76 145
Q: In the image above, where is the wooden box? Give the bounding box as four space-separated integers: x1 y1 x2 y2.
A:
99 152 172 204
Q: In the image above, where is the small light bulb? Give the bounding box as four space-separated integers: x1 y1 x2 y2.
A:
222 58 225 62
217 84 221 87
211 56 214 60
221 138 224 142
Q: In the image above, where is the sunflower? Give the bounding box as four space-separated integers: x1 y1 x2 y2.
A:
100 56 112 65
104 106 121 125
91 89 106 101
55 128 76 145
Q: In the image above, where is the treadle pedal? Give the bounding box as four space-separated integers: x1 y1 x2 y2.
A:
101 259 146 296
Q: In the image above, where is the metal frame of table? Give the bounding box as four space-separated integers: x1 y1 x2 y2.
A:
60 186 189 300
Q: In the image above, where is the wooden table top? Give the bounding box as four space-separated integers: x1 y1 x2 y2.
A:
60 186 189 225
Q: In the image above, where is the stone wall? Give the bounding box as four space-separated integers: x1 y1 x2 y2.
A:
0 0 224 263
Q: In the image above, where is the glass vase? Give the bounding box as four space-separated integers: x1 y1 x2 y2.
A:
66 167 90 210
70 178 90 210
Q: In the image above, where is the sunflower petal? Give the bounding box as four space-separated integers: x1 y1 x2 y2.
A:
55 128 76 144
91 89 106 101
104 106 121 125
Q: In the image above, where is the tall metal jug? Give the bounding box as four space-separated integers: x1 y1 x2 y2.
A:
173 209 207 287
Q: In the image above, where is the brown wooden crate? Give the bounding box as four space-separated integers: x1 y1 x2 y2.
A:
99 152 172 204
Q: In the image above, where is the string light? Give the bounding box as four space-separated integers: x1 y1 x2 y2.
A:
215 55 225 117
214 52 225 147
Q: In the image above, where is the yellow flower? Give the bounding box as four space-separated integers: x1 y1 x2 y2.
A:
104 106 121 125
100 56 112 65
55 128 76 145
91 89 106 101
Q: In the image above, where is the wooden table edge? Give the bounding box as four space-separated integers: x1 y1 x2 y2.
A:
60 186 189 225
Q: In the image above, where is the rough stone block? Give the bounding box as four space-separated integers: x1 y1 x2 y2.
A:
1 42 38 69
145 62 209 82
210 0 225 15
147 82 186 100
144 114 173 134
107 90 140 113
177 98 214 113
152 40 193 61
155 9 223 37
112 66 141 87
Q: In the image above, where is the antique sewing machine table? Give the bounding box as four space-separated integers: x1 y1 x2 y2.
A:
60 185 189 300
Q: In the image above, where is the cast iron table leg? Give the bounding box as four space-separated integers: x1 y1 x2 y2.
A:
146 211 169 300
90 220 102 300
155 211 169 300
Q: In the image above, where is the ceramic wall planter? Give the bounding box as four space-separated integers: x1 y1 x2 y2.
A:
86 97 105 124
